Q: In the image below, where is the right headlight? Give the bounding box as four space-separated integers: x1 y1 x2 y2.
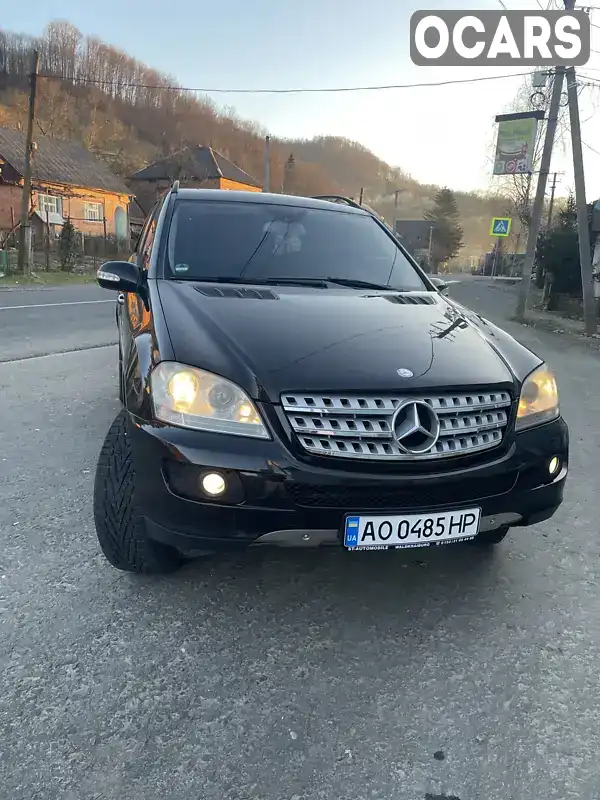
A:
515 364 559 431
150 362 270 439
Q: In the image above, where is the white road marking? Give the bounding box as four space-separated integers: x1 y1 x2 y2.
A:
0 299 114 311
0 343 117 364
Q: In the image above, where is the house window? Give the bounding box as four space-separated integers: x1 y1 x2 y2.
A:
38 194 62 216
84 201 104 222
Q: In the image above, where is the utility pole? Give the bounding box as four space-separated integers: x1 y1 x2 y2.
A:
17 49 39 275
565 64 597 335
547 172 558 227
491 240 500 277
392 189 401 234
427 225 434 273
282 153 295 194
263 135 270 193
515 66 564 320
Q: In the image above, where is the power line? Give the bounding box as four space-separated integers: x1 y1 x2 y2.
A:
576 71 600 83
582 139 600 156
497 0 544 9
38 70 534 95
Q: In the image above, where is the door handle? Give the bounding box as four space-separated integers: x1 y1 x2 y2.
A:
117 293 125 305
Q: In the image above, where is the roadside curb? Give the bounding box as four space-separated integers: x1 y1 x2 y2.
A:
0 285 67 292
0 282 97 292
514 315 600 352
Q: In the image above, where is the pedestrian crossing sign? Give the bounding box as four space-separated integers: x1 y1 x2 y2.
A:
490 217 512 237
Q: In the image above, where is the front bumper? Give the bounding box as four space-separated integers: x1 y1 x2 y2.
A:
128 414 569 555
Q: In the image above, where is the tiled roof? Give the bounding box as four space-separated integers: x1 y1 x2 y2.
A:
0 126 129 194
130 145 262 188
394 220 434 250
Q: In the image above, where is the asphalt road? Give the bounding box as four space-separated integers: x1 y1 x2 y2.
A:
0 284 115 362
1 277 599 800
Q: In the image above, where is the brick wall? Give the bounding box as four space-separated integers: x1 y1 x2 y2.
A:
33 183 130 237
0 184 21 231
219 178 262 192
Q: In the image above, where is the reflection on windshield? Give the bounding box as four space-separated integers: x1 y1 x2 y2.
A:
166 200 426 292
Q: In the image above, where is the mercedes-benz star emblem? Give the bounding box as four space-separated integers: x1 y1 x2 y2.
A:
396 368 414 378
392 400 440 455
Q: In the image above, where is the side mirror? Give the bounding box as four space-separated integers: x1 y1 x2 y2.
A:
97 260 144 294
430 276 449 295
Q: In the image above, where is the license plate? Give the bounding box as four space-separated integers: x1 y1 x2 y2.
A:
344 508 481 551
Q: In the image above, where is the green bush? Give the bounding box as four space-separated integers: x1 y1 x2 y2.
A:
535 194 593 304
58 217 81 272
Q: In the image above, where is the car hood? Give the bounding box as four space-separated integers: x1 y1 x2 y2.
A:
157 281 515 401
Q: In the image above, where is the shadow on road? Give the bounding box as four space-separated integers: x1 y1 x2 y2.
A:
113 541 515 635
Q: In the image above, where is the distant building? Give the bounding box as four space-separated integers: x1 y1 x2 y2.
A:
0 125 131 244
129 145 262 218
394 220 433 262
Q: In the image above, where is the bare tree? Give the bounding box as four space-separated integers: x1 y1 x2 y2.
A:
490 73 568 251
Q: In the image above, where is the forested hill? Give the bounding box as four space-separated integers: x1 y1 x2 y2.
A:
0 22 510 254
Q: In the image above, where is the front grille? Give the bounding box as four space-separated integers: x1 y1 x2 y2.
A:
281 389 512 461
287 473 517 510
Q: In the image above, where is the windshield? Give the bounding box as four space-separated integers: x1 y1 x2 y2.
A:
165 200 427 291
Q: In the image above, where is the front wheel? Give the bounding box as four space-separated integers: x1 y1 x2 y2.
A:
118 347 125 405
93 411 182 574
471 526 510 547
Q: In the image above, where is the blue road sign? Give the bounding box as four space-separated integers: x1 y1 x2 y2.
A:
490 217 512 237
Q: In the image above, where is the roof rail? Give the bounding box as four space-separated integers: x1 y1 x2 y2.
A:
312 195 389 225
311 195 363 209
172 179 180 193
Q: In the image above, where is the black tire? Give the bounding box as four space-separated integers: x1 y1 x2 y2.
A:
93 410 182 574
471 526 510 546
118 348 125 405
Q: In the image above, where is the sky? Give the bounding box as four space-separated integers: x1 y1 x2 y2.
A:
3 0 600 199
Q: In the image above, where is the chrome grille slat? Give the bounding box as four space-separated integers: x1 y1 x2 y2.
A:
282 390 512 461
287 415 392 438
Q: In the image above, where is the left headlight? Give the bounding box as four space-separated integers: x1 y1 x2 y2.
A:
150 362 270 439
515 364 559 431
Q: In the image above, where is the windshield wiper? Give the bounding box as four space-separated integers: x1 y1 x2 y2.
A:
181 276 329 288
176 275 400 290
324 277 394 290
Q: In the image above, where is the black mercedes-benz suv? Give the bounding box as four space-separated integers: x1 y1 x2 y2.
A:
94 185 568 574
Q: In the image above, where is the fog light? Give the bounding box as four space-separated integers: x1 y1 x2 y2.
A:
548 456 560 476
201 472 226 496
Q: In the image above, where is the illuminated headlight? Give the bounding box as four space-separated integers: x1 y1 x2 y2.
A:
150 362 270 438
201 472 226 496
516 364 559 431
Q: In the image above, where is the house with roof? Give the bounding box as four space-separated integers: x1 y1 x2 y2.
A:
128 145 262 219
394 219 434 263
0 125 131 245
